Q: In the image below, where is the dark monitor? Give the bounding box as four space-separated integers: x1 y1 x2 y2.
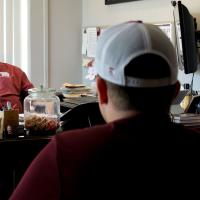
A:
172 1 199 74
105 0 138 5
185 95 200 113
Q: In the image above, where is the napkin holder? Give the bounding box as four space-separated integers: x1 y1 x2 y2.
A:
0 109 19 139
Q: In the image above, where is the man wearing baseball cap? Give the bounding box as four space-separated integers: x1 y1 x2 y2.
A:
10 21 200 200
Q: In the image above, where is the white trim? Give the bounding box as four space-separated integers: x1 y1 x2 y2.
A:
0 0 4 60
4 0 13 63
3 0 7 61
13 0 22 68
27 0 31 79
20 0 28 74
43 0 48 87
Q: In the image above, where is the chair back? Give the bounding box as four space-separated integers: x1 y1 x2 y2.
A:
60 102 105 131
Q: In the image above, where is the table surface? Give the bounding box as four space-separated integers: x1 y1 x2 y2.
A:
60 95 97 109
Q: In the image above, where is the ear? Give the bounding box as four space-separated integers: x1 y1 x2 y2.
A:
174 81 181 99
96 76 108 104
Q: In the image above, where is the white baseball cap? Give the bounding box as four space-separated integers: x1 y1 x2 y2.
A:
94 21 178 88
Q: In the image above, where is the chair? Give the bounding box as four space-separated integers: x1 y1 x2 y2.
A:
59 101 105 131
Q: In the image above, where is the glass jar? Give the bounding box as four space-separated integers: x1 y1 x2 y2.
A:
24 86 60 135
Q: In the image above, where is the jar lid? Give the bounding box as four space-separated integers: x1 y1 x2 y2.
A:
28 85 56 94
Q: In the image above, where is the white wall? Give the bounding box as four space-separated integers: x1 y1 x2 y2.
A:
82 0 200 90
48 0 82 88
29 0 82 89
29 0 200 90
29 0 46 87
83 0 200 27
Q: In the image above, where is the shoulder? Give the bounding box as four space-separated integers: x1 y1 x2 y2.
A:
173 122 200 136
55 124 112 150
0 62 17 71
169 123 200 148
48 124 112 173
2 62 24 74
181 125 200 140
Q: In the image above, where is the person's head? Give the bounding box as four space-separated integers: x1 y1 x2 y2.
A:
94 21 180 122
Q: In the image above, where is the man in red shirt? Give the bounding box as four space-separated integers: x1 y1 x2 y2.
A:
0 62 34 113
10 21 200 199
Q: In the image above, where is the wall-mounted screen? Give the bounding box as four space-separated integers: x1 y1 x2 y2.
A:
173 1 199 74
105 0 138 5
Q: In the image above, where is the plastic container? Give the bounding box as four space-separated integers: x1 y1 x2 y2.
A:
24 86 60 135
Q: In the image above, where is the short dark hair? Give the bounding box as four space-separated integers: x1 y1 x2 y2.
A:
105 54 177 112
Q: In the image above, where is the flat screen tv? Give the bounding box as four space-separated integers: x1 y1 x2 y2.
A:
105 0 138 5
172 1 199 74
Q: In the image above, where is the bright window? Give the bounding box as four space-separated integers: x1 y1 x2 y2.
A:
0 0 30 77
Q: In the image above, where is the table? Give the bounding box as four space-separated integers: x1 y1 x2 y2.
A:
0 96 98 199
0 135 51 200
60 96 97 112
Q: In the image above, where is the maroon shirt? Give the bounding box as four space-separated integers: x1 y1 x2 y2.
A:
10 114 200 199
0 62 34 112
